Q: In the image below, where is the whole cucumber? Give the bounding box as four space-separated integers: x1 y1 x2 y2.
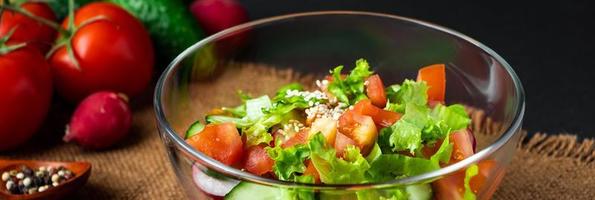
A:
105 0 205 63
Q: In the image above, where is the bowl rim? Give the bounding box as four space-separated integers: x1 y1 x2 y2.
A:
154 10 526 190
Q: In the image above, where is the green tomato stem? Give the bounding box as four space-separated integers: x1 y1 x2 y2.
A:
0 4 69 36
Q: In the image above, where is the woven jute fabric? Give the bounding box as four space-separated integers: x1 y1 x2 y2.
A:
1 65 594 199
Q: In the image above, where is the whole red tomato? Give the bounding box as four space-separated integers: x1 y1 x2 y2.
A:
0 2 57 54
49 3 154 102
0 47 53 151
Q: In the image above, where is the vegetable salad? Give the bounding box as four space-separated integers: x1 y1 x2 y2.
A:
185 59 489 200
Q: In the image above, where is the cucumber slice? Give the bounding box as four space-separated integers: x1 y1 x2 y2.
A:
205 115 248 127
406 184 432 200
225 182 286 200
185 121 205 139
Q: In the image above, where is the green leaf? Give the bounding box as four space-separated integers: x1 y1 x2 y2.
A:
366 154 439 182
308 133 370 184
327 59 374 105
430 104 471 132
380 104 429 153
385 80 428 113
464 164 479 200
245 95 272 122
222 104 246 118
365 143 383 163
429 132 453 165
265 144 311 182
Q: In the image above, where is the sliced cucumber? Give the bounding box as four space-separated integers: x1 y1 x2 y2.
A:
405 184 432 200
225 182 289 200
185 121 205 139
205 115 248 127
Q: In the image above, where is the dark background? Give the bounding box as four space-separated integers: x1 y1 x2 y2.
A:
239 0 595 137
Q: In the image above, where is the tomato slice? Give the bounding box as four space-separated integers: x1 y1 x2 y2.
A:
433 160 501 200
186 123 244 165
338 110 378 155
417 64 446 102
334 132 357 158
365 74 387 107
280 128 309 148
303 160 321 184
243 145 274 176
352 99 401 128
451 129 475 162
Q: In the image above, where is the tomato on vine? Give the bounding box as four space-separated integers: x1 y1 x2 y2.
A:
48 2 154 102
0 29 53 151
0 1 58 54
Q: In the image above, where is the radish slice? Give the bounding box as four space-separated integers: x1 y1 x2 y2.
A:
192 164 240 197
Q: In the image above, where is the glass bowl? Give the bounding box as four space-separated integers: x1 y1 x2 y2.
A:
154 11 525 200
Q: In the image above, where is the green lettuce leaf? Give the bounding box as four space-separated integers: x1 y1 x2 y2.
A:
380 103 429 153
366 154 440 182
308 133 370 184
265 144 311 182
430 104 471 132
327 59 374 105
245 95 272 122
464 164 479 200
385 80 428 113
429 132 453 165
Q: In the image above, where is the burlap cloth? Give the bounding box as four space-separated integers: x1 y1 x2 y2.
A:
1 65 593 199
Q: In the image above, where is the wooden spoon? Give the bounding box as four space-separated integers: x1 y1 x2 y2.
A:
0 160 91 200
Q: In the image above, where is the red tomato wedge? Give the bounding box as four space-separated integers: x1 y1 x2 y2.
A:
186 123 244 165
303 160 321 184
281 128 309 148
338 110 378 155
417 64 446 102
365 74 387 107
421 129 475 162
433 160 501 200
244 145 274 176
352 99 401 128
451 129 475 162
334 132 357 158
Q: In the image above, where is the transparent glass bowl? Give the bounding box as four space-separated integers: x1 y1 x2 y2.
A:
154 11 525 200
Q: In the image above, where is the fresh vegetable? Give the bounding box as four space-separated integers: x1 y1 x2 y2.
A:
185 120 206 139
186 123 244 165
327 59 373 105
432 160 498 200
185 59 479 199
0 38 52 151
450 129 475 162
49 2 154 102
190 0 248 35
192 164 240 197
334 132 357 158
417 64 446 102
106 0 205 61
243 145 274 176
308 117 338 146
365 74 387 107
63 91 132 149
0 1 57 53
337 110 378 155
352 99 401 128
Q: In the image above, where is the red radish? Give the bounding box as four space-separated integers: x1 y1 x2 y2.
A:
64 91 132 149
190 0 249 35
190 0 249 55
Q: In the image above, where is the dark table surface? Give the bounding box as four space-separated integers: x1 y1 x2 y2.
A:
240 0 595 137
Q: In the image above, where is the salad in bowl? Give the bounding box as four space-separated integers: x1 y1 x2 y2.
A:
183 59 488 200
